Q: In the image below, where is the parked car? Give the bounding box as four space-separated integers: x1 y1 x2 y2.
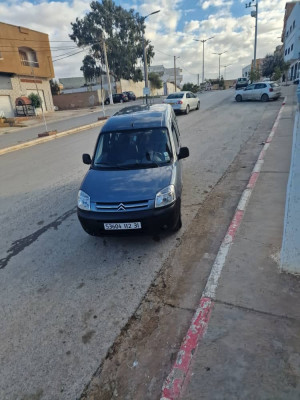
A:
77 104 189 236
104 93 128 105
123 91 136 101
235 77 249 90
163 91 200 114
235 82 281 102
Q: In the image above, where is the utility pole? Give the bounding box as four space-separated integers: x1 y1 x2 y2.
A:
246 0 258 79
174 56 180 92
194 37 214 84
31 65 48 132
101 35 113 105
197 73 200 86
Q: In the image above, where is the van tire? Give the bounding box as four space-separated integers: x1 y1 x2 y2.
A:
236 94 242 102
261 94 269 102
172 211 182 232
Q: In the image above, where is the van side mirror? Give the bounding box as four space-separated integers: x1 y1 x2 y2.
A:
178 147 189 160
82 153 92 165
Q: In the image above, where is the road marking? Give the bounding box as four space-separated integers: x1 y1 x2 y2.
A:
0 120 105 156
161 97 287 400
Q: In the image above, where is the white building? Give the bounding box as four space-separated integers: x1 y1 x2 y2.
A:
147 65 183 86
282 2 300 82
242 65 251 79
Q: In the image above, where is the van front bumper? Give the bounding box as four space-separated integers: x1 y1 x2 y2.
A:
77 200 180 235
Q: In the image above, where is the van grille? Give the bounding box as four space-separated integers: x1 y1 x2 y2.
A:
95 200 149 212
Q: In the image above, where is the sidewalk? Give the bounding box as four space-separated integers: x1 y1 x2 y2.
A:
0 107 108 150
170 86 300 399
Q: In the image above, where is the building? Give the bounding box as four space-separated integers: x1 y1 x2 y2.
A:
147 65 183 87
282 2 300 81
59 75 116 95
0 22 55 117
242 64 251 79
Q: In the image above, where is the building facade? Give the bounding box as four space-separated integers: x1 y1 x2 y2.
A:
282 2 300 82
0 22 55 117
147 65 183 88
242 64 251 78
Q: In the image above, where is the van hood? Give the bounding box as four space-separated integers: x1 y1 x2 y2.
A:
81 165 174 202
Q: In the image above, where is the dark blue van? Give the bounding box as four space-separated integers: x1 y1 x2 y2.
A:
77 104 189 235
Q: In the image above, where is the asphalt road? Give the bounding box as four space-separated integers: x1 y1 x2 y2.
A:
0 89 282 399
1 90 230 150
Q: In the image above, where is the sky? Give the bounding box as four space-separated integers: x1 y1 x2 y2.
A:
0 0 288 83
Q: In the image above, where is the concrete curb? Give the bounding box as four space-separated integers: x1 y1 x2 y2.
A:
0 120 105 156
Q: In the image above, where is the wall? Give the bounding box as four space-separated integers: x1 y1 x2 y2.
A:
0 22 54 79
52 90 104 110
0 74 54 115
119 79 176 97
280 88 300 273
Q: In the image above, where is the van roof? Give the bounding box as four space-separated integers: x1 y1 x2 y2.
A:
101 104 172 132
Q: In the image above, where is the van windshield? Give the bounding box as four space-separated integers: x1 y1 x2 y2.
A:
93 128 173 169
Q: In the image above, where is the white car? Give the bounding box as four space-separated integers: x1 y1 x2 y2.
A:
235 82 281 102
163 91 200 114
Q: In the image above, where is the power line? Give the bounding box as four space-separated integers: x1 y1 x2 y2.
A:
53 49 88 62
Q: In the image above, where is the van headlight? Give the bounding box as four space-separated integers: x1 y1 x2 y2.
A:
78 190 90 211
155 185 176 208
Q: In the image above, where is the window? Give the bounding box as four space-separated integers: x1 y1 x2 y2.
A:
291 44 294 51
290 25 292 33
288 48 290 54
285 49 287 55
18 47 39 67
293 20 295 29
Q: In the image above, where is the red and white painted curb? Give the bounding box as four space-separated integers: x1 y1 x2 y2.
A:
161 97 287 400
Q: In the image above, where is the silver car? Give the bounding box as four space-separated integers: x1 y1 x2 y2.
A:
163 91 200 114
235 82 281 102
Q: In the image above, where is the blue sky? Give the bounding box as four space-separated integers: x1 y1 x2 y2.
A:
0 0 287 82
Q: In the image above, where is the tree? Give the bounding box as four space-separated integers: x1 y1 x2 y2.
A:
70 0 154 81
250 68 260 82
182 82 200 93
262 53 285 78
80 55 102 83
148 72 162 89
272 66 282 81
50 79 60 95
28 93 42 108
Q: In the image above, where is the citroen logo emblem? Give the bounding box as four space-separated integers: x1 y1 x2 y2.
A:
117 203 126 211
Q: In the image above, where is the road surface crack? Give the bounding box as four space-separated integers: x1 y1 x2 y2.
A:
0 207 76 270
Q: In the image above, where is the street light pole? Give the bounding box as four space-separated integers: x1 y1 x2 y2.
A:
141 10 160 105
246 0 258 77
221 64 232 80
194 37 214 84
174 55 180 92
212 51 227 80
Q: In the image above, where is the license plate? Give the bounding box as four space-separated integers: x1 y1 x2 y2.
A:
104 222 141 230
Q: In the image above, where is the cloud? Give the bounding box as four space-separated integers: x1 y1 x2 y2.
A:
200 0 233 10
0 0 287 82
